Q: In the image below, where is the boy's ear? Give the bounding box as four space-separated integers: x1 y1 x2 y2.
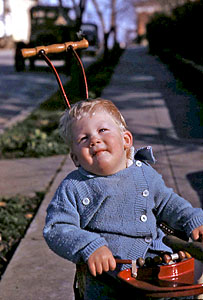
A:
123 130 133 150
70 153 80 167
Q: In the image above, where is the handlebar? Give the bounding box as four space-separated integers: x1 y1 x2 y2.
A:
21 38 89 58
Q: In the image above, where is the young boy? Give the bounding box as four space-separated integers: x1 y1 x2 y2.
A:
43 98 203 300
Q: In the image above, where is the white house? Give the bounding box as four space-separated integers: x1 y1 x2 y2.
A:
0 0 36 42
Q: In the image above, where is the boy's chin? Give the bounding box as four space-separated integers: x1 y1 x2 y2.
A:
90 165 126 176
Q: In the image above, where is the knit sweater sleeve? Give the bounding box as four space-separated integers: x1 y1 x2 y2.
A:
151 167 203 238
43 178 108 264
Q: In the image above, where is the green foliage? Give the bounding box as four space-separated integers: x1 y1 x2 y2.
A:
146 13 174 55
0 192 44 278
0 110 69 158
146 0 203 64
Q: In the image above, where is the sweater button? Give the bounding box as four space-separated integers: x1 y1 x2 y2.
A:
145 236 152 243
82 197 90 206
142 189 149 197
136 160 142 167
140 214 147 222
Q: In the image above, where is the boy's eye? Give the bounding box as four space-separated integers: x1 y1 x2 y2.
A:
99 128 108 133
79 136 87 142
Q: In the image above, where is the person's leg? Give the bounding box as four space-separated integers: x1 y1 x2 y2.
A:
83 271 148 300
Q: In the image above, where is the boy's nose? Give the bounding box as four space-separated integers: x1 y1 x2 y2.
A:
89 136 101 147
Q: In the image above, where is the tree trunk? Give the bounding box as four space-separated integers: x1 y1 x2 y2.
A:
68 0 88 102
91 0 119 56
111 0 117 44
58 0 63 7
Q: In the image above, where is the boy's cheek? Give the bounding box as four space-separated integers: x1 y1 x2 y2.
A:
70 153 80 167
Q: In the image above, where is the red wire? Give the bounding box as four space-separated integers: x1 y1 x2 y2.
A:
39 50 71 109
70 46 89 99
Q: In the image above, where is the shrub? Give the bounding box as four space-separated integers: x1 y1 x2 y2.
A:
146 0 203 64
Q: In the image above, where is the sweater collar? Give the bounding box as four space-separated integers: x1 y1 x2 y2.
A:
78 167 96 178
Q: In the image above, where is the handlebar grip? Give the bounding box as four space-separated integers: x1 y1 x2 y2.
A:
21 38 89 58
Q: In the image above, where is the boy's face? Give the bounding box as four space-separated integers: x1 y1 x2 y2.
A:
70 110 133 176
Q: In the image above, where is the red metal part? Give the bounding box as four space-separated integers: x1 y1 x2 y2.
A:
38 50 71 108
117 258 203 298
69 46 89 100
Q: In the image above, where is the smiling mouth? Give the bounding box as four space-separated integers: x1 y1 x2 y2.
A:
92 149 106 157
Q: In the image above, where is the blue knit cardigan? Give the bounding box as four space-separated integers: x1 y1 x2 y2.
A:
43 147 203 264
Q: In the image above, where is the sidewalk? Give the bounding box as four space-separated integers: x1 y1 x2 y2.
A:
0 45 202 300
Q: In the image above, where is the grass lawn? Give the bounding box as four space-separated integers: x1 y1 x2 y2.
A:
0 193 44 278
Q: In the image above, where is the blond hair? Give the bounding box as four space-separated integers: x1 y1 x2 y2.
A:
59 98 127 150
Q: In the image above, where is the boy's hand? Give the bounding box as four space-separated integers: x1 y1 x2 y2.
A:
191 225 203 242
87 246 116 277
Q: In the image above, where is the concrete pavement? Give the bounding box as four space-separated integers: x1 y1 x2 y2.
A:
0 49 69 134
0 45 202 300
